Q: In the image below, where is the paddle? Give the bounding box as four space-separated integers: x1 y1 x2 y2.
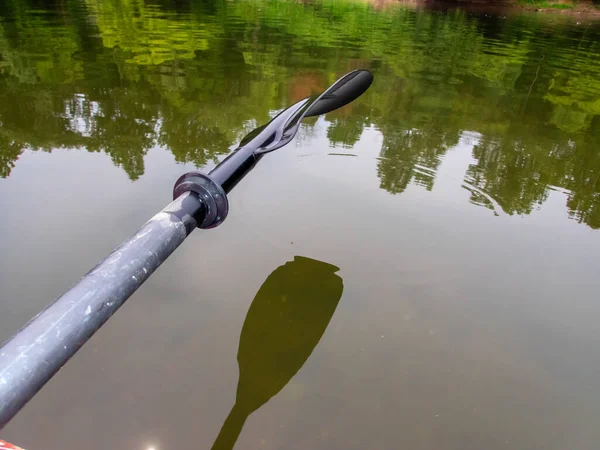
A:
211 256 344 450
0 70 370 430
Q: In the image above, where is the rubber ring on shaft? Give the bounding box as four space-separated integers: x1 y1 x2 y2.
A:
173 172 229 229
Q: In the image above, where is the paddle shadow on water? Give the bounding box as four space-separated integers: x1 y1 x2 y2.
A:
211 256 344 450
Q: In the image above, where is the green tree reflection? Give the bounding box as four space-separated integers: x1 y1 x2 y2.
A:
0 0 599 228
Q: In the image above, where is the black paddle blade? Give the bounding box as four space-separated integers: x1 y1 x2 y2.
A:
211 256 344 450
305 69 373 117
237 70 373 154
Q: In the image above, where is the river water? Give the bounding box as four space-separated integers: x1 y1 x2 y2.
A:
1 0 599 449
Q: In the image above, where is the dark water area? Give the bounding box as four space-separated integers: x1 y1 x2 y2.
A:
1 0 599 449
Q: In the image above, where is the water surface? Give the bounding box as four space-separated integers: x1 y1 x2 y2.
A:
1 0 600 449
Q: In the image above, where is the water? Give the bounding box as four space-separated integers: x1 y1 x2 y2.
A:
1 0 600 448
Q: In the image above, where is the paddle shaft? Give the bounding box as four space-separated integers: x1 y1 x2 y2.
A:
0 191 204 429
0 138 265 429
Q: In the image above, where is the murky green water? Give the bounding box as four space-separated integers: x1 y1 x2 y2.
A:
1 0 600 448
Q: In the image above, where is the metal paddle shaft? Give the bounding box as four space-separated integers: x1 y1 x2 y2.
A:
0 70 373 429
0 192 205 428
